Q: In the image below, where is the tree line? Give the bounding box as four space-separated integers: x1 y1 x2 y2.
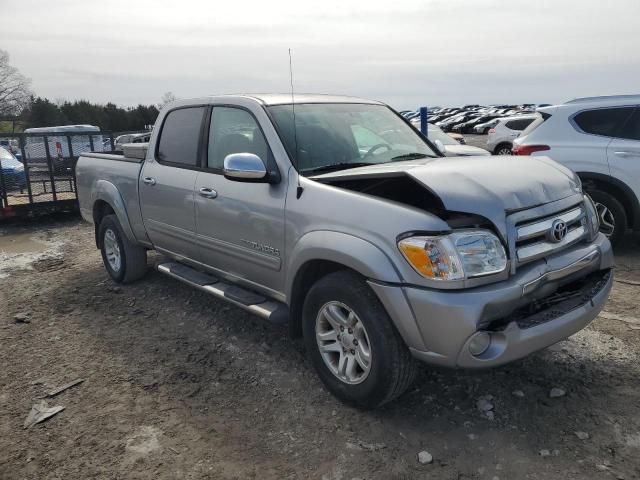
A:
22 98 159 133
0 49 163 133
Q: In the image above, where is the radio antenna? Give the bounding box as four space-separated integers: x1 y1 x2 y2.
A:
289 48 303 199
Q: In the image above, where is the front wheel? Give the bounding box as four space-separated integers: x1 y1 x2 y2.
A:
99 214 147 283
588 190 627 246
302 270 417 409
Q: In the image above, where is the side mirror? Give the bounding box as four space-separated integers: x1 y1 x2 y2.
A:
223 153 268 181
434 139 445 154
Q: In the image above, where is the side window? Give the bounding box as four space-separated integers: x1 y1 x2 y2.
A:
505 119 533 131
208 107 270 170
156 107 206 166
616 109 640 141
573 107 634 137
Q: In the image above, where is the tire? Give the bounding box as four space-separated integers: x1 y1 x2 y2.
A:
494 143 513 155
587 190 627 246
302 270 417 409
98 214 147 283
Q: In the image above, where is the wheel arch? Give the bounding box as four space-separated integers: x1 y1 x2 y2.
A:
493 142 513 154
91 180 137 248
578 172 640 229
285 231 403 339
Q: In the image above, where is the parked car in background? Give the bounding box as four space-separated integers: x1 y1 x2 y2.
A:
486 115 537 155
426 124 490 156
0 147 26 192
513 95 640 245
474 118 500 134
0 139 19 155
451 115 499 134
114 132 152 151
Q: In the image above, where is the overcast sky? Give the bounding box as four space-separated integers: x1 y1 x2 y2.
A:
2 0 639 110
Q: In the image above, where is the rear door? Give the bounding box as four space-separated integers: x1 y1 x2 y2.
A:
606 107 640 201
570 106 635 176
194 106 287 295
139 106 207 260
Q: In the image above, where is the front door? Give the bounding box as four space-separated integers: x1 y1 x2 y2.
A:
139 106 207 261
194 106 286 296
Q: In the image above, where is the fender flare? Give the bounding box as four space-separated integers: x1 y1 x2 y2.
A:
285 230 403 301
92 179 137 244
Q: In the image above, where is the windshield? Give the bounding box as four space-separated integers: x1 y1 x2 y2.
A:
0 147 15 160
268 103 438 174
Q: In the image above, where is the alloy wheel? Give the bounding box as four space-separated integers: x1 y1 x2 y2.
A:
594 202 616 237
315 301 372 384
103 228 122 272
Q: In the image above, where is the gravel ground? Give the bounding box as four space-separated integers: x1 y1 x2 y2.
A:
1 216 640 479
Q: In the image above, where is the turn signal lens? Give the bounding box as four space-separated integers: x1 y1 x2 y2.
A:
398 236 464 281
398 230 507 282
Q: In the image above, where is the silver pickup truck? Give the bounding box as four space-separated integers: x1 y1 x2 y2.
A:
77 94 613 408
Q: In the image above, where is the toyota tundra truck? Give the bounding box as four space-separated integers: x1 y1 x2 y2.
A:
76 94 613 408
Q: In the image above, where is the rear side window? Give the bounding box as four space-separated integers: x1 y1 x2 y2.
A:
504 118 534 131
520 113 549 136
157 107 206 166
573 107 634 137
616 109 640 141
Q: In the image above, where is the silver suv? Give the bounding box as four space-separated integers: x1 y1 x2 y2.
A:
514 95 640 244
76 94 613 408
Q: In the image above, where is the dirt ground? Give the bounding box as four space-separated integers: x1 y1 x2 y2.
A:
1 215 639 480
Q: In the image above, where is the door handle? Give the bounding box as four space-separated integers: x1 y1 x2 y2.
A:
199 187 218 199
614 151 637 158
142 176 156 185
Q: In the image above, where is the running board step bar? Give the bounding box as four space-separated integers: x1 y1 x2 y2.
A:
157 262 288 324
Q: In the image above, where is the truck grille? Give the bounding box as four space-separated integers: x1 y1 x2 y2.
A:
515 204 587 264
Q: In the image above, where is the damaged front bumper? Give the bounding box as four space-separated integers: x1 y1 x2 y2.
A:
369 233 614 368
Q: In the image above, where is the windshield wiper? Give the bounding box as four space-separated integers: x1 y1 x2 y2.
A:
390 152 432 161
303 162 376 175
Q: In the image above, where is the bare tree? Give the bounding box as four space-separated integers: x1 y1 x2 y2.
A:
0 50 32 117
158 91 177 109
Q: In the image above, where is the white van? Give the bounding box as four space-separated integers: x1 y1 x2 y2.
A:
23 125 105 168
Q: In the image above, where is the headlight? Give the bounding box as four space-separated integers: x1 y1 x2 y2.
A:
584 194 600 238
398 230 507 281
14 164 24 172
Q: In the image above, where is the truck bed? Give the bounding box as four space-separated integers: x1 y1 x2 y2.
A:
75 151 148 243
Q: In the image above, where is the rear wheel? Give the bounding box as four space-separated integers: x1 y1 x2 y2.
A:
494 143 513 155
588 190 627 246
99 214 147 283
302 270 417 409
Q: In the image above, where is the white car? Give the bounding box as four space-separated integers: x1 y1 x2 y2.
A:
486 115 538 155
114 132 151 151
425 124 490 156
513 95 640 245
473 118 500 134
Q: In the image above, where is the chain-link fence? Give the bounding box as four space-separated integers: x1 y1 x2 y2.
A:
0 130 148 217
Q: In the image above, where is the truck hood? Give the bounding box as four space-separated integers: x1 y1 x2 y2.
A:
312 155 582 234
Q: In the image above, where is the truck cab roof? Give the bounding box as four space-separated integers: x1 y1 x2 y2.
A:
168 94 383 108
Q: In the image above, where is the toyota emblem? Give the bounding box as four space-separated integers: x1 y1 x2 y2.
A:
549 219 568 243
